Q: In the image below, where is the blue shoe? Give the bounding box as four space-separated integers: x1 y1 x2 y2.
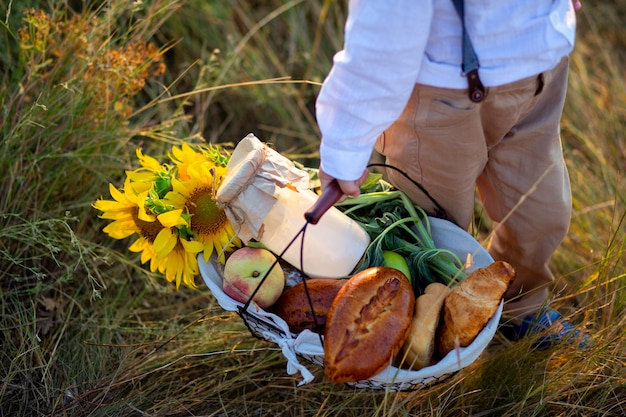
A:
499 309 589 350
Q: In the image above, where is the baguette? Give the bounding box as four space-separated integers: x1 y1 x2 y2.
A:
399 282 451 370
324 267 414 384
436 260 516 358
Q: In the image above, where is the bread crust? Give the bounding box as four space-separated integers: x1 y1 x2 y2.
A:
323 267 414 384
273 279 346 333
436 260 516 358
399 282 451 370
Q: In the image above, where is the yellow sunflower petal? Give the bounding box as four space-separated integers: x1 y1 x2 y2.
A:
164 251 184 288
136 148 163 171
136 191 156 222
130 181 152 194
217 228 231 249
129 237 148 253
97 210 134 221
188 162 214 184
182 259 198 289
163 257 176 284
162 190 187 207
170 176 193 197
225 223 243 248
180 238 201 252
102 220 138 239
169 144 184 162
153 228 178 259
93 199 130 213
213 240 226 264
213 165 228 183
127 170 158 183
108 183 128 203
181 239 204 254
202 239 215 263
157 209 187 228
152 254 165 274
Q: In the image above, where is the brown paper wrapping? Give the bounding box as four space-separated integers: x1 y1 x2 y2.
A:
215 133 311 242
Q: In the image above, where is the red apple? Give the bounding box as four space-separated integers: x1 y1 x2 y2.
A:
222 247 285 308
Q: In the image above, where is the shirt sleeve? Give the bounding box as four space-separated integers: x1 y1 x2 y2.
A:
316 0 433 181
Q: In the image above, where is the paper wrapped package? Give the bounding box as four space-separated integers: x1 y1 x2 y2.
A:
215 133 311 243
215 134 370 278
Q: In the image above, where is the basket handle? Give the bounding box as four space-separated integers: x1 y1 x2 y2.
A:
304 179 343 225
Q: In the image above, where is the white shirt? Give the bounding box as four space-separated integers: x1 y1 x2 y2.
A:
317 0 577 181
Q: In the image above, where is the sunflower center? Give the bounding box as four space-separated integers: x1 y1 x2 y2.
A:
187 186 227 235
132 209 163 242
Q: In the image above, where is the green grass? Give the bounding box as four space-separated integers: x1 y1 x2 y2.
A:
1 1 624 416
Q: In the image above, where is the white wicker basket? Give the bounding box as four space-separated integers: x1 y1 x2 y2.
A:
199 217 501 391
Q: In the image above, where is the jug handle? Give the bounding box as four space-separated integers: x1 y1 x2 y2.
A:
304 180 344 225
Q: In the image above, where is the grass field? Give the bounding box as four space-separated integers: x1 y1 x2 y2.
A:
1 1 624 416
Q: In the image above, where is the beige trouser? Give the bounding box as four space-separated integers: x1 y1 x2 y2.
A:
375 57 571 323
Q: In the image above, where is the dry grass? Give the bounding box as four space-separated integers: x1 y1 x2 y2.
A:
0 1 624 416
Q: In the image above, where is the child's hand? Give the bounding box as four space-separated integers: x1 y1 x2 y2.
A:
318 167 368 201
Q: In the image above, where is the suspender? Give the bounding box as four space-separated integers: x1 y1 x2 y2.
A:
450 0 486 102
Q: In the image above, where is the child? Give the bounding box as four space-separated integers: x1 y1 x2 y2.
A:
316 0 586 348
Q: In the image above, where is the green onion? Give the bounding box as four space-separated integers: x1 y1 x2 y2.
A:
336 176 466 296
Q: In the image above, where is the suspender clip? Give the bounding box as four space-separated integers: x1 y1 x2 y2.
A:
466 69 485 103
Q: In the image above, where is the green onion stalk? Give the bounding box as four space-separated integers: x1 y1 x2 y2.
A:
335 175 466 296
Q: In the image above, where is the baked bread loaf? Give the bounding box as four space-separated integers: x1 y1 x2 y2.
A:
436 260 516 358
324 267 414 384
272 278 346 334
399 282 451 370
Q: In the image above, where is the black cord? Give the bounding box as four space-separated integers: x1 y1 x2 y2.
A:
297 225 325 348
367 162 449 220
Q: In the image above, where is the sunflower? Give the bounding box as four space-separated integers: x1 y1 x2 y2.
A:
93 177 155 239
165 150 241 265
127 210 205 289
94 143 241 289
127 148 173 198
169 143 211 181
